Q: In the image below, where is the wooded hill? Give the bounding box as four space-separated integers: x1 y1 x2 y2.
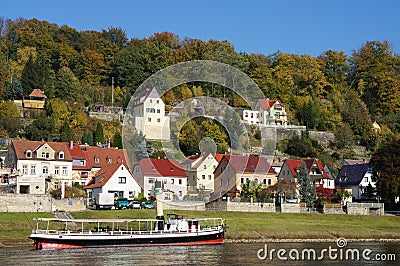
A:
0 17 399 154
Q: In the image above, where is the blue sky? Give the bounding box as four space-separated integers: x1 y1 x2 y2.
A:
2 0 400 56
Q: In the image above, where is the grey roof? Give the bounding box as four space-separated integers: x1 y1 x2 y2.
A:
336 163 369 187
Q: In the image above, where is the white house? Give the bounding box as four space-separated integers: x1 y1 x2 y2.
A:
6 140 73 195
133 158 187 200
84 162 141 202
243 99 288 126
336 163 376 201
132 88 170 141
181 153 218 192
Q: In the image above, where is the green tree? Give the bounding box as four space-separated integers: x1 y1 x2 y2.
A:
21 54 41 95
341 90 372 138
334 123 355 149
241 180 262 202
0 100 22 137
55 66 81 101
112 130 123 149
297 162 316 206
60 121 72 142
4 78 23 100
370 137 400 210
25 113 54 141
82 131 93 146
94 121 105 144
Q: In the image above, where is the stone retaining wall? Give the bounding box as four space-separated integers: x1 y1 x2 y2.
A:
206 201 275 212
0 193 86 212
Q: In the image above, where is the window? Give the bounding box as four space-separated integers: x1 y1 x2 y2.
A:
118 177 126 184
22 165 28 174
254 178 258 184
204 165 207 169
241 178 244 184
62 167 67 175
41 152 46 158
263 179 267 185
26 150 32 158
227 178 230 186
150 99 152 103
202 175 205 179
268 179 272 185
95 157 100 163
178 191 182 197
42 166 48 174
59 152 64 159
31 165 36 175
157 109 160 113
46 152 50 159
148 178 154 183
55 166 59 175
157 118 161 123
179 179 182 185
129 191 135 198
244 112 248 117
171 179 175 184
156 99 159 104
276 112 280 119
148 117 151 122
208 175 212 180
107 158 112 163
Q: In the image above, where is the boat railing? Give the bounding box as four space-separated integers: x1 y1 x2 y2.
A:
31 217 224 235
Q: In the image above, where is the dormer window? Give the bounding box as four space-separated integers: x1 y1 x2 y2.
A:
95 157 100 163
59 151 64 159
26 150 32 158
107 158 112 163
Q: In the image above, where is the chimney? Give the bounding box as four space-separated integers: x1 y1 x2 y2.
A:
69 141 73 149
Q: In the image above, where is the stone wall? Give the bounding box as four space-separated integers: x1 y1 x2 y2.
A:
323 204 345 214
206 201 275 212
281 203 301 213
0 193 86 212
159 200 205 211
347 202 384 216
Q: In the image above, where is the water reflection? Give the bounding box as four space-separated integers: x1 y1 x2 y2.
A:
0 242 398 265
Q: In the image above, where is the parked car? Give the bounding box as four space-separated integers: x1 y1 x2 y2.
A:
140 201 154 209
115 198 130 209
129 201 141 209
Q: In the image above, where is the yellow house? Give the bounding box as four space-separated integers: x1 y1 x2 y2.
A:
213 155 277 199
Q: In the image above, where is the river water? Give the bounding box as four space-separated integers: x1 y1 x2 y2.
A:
0 242 399 265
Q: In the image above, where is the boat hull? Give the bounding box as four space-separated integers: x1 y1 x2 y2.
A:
31 230 224 250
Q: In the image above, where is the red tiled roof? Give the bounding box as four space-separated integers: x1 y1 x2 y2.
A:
285 158 330 179
258 99 277 110
84 162 130 189
29 89 47 99
82 145 129 169
11 140 72 161
138 158 187 177
214 154 225 163
285 159 303 176
222 154 276 174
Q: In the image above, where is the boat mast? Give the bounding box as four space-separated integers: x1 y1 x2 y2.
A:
155 180 164 230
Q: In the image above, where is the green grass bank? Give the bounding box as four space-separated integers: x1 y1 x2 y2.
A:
1 210 399 245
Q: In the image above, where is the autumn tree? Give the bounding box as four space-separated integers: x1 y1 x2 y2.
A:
370 137 400 210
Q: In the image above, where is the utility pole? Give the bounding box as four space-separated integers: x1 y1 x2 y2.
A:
111 77 114 108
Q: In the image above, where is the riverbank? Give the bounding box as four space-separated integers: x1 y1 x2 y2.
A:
1 210 399 245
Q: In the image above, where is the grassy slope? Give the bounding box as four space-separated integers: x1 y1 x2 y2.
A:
1 210 399 245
